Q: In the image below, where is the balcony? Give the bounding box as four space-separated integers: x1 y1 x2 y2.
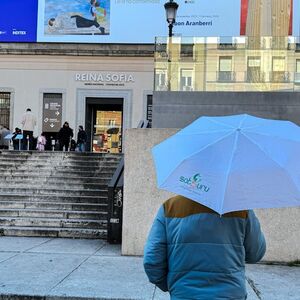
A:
270 72 291 83
217 71 236 82
246 72 265 83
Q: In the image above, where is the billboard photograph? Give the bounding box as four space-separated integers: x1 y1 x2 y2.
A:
44 0 110 36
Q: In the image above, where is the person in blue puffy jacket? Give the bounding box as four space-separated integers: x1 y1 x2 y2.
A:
144 195 266 300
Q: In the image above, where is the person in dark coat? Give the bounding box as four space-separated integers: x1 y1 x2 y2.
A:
76 125 87 152
12 127 22 150
57 121 73 151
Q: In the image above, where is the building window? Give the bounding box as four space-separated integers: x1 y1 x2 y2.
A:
180 44 194 59
295 60 300 83
180 69 193 91
155 69 167 91
0 92 10 129
218 57 234 82
247 57 263 82
271 57 289 82
155 42 168 61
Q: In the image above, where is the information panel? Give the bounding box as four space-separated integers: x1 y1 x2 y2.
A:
0 0 38 42
43 94 62 132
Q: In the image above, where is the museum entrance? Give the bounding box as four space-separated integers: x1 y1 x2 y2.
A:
85 98 123 153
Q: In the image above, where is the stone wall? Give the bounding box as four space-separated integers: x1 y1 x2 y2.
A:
122 128 300 262
153 91 300 128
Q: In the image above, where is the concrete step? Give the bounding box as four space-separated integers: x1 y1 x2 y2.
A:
0 168 115 178
0 174 112 183
0 216 106 229
0 181 108 190
0 169 116 177
0 200 107 211
0 187 107 197
0 164 119 172
0 182 109 190
0 150 122 160
0 194 107 204
0 208 107 220
0 156 121 163
0 226 106 238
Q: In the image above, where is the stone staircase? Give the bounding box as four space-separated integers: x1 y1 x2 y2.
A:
0 150 122 239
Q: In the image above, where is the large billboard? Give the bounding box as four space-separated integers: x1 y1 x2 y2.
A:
1 0 300 44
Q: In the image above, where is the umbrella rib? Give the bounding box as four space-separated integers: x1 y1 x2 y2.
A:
241 132 300 194
219 115 248 214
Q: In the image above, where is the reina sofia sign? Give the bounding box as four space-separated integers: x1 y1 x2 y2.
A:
75 73 135 83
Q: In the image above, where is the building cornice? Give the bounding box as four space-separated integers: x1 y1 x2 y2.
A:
0 43 155 57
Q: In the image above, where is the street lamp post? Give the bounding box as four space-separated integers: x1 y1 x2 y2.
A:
164 0 179 91
164 0 179 37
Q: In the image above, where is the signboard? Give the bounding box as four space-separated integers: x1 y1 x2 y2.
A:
2 0 300 43
0 0 38 42
43 94 62 132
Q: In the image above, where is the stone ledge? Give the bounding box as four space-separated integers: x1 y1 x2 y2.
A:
0 43 155 57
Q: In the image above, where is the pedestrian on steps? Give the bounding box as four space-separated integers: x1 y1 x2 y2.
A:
21 108 37 150
76 125 87 152
36 132 47 151
57 121 73 151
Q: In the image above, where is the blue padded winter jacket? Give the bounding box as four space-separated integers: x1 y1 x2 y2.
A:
144 196 266 300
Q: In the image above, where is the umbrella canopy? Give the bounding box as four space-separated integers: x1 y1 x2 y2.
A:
152 114 300 214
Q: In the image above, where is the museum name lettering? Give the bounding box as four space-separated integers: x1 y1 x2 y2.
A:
175 20 213 26
75 73 134 83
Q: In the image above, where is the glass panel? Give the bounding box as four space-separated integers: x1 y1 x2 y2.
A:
219 57 232 72
272 58 285 71
93 110 122 153
296 60 300 73
248 57 261 67
180 69 193 90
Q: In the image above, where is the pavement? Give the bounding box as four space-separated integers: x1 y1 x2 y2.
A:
0 237 299 300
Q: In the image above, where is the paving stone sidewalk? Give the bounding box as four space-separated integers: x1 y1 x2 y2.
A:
0 237 299 300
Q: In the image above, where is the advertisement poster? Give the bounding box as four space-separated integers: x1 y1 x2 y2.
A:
174 0 240 38
37 0 241 43
0 0 38 42
43 0 110 36
5 0 300 44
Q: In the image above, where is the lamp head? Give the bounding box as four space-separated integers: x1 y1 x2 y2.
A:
164 0 179 25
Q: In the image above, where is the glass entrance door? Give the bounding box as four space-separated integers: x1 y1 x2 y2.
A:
92 110 122 153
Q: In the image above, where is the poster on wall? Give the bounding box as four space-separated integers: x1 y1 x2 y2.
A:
36 0 241 43
0 0 38 42
43 0 110 36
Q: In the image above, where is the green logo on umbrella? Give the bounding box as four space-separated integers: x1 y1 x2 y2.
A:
179 173 210 193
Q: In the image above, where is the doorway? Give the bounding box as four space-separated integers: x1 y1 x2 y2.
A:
85 98 123 153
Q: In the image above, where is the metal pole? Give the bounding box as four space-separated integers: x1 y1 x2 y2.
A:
168 23 173 38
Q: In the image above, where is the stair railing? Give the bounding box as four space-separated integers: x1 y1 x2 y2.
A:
107 119 150 244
